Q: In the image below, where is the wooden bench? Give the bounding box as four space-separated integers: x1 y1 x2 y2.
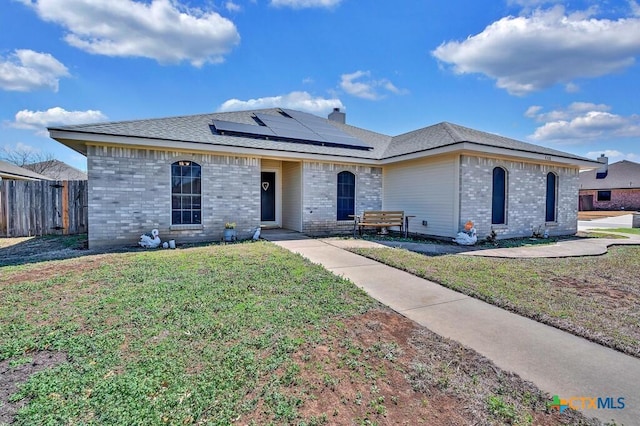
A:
354 211 404 236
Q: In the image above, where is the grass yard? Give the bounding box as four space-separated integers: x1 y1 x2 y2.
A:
350 246 640 358
592 227 640 235
0 240 598 425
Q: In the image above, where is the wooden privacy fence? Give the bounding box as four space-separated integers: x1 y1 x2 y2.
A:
0 180 88 237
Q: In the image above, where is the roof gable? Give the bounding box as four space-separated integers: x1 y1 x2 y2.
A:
579 160 640 189
0 160 52 181
383 122 592 161
24 160 87 180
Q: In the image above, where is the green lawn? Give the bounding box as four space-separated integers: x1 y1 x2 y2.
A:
592 227 640 235
0 241 599 425
0 242 377 424
350 246 640 358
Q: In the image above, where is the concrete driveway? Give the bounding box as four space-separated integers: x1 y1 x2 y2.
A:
578 213 634 230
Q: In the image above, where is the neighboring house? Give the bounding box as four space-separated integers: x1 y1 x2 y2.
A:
0 159 52 181
24 159 88 180
578 156 640 211
48 108 598 249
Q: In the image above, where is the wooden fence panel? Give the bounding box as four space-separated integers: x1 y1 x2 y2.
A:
0 181 6 236
0 180 87 237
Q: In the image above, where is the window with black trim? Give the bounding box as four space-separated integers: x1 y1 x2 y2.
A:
492 167 507 225
171 161 201 225
545 172 557 222
597 190 611 202
337 171 355 221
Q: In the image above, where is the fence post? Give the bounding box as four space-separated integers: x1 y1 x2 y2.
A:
6 180 10 237
0 179 6 237
62 180 69 235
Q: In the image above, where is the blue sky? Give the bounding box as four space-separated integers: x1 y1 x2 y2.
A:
1 0 639 171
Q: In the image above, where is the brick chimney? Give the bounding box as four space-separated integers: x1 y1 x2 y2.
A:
328 107 345 124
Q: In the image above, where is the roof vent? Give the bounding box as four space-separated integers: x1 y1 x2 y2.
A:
328 107 345 124
596 153 608 179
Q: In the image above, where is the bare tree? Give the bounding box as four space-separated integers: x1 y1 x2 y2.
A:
1 146 57 175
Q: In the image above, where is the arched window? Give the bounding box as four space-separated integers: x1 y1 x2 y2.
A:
492 167 507 225
171 161 201 225
546 172 557 222
337 171 355 221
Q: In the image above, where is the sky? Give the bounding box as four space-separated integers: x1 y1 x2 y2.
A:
1 0 639 172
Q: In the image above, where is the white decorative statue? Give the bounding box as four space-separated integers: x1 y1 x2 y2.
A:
139 229 161 248
252 227 261 241
453 220 478 246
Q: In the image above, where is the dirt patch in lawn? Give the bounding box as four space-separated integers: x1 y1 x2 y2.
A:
245 309 598 425
0 351 67 425
0 254 115 288
0 235 91 267
553 277 636 307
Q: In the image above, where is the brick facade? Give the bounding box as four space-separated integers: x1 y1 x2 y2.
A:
86 147 578 247
301 161 382 235
87 146 260 248
579 189 640 211
459 155 578 239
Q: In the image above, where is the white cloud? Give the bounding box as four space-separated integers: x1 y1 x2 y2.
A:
217 91 344 115
225 1 241 12
631 0 640 17
270 0 341 8
10 107 108 135
564 82 580 93
432 6 640 95
20 0 240 66
526 103 640 143
340 70 408 100
0 49 69 92
340 71 378 100
527 102 611 122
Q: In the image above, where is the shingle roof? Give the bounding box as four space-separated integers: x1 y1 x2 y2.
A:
579 160 640 190
49 109 593 163
51 109 391 160
382 122 589 161
24 160 87 180
0 160 52 180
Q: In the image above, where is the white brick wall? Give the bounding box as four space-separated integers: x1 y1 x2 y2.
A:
86 147 579 247
459 155 579 239
301 161 382 235
87 146 260 248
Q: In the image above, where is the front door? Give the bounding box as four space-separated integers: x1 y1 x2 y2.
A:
261 172 276 222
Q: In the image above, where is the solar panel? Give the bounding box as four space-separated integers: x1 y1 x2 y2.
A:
254 112 292 124
328 135 371 149
275 129 326 142
255 113 311 132
282 109 327 125
211 111 372 150
282 109 372 149
212 120 275 137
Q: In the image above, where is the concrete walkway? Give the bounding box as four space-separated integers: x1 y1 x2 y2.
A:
375 213 640 258
269 235 640 425
460 232 640 258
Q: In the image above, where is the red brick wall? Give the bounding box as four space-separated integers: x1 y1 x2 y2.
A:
579 188 640 211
